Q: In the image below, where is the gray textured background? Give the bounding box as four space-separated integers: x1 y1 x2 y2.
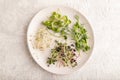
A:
0 0 120 80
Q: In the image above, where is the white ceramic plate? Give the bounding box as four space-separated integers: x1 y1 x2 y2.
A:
27 6 94 75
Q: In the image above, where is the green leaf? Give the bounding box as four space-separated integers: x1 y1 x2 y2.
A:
42 11 71 40
72 15 90 52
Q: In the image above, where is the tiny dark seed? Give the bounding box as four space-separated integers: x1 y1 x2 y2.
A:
73 49 76 52
71 59 75 63
68 46 70 49
74 59 76 62
62 58 65 61
71 44 74 47
61 53 65 57
56 47 61 52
